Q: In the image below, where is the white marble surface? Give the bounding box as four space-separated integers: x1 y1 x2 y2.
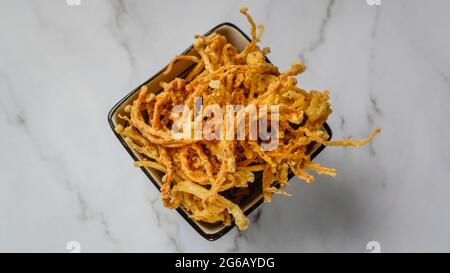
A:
1 0 449 252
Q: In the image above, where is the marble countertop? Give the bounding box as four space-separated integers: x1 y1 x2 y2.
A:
1 0 449 252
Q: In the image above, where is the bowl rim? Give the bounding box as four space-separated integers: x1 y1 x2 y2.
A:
107 22 333 241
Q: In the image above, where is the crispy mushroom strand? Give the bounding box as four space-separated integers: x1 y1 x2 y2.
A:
115 7 380 231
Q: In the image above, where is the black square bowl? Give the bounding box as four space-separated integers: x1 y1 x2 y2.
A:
108 22 332 241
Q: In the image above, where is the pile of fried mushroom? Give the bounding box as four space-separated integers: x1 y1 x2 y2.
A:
115 7 380 230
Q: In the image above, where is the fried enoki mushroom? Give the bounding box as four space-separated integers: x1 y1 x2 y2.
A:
115 7 380 231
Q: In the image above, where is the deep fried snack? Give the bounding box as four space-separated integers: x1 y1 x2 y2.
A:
115 7 380 230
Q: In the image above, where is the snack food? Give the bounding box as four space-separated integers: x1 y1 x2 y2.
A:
115 7 380 231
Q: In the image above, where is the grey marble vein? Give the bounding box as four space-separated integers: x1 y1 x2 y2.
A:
299 0 336 63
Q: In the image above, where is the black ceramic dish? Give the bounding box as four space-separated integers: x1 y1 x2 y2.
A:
108 22 332 241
